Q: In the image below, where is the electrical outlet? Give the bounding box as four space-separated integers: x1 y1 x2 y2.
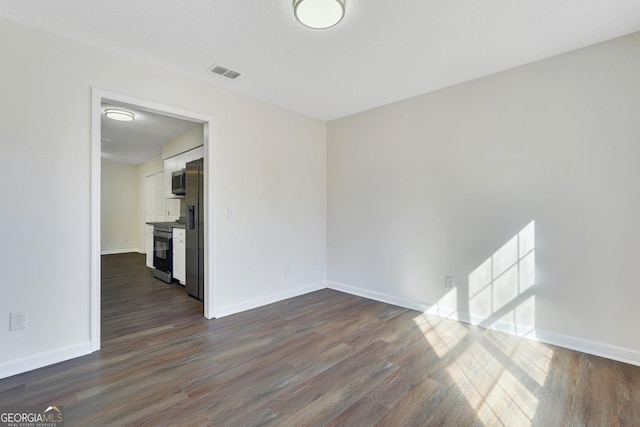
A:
445 276 455 289
10 311 27 330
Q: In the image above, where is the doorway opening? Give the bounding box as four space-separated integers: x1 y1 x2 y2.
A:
90 88 216 352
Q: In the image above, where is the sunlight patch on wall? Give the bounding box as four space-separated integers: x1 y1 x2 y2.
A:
469 221 536 334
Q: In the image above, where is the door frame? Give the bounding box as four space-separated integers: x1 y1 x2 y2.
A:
90 88 217 352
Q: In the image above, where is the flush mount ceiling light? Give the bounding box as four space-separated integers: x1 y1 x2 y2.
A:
104 108 135 122
294 0 345 29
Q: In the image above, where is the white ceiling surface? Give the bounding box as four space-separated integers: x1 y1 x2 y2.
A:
101 102 200 164
2 1 640 121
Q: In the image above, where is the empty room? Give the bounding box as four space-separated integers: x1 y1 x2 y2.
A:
1 1 640 425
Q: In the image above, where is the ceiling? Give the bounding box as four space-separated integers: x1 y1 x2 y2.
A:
101 101 200 164
2 1 640 121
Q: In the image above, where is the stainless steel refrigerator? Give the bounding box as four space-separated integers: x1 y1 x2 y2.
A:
185 158 204 301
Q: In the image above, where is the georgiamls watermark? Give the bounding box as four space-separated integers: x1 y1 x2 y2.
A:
0 406 64 427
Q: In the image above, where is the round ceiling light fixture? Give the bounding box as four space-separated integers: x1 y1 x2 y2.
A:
294 0 345 29
104 108 135 122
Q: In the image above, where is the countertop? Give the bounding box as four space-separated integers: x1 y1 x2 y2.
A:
146 221 186 229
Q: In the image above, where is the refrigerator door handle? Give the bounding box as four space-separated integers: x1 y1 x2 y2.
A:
187 205 196 230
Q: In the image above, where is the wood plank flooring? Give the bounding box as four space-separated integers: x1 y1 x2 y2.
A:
1 253 639 426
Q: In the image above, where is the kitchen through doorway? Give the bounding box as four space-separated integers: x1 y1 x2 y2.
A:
90 88 216 352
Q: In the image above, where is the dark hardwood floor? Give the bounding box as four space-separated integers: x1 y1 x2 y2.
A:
1 253 639 426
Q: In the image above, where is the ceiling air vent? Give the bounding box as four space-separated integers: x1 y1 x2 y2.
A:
208 64 242 80
223 70 241 80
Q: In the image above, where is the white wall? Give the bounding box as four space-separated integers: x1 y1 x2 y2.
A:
138 155 164 178
101 160 141 253
163 125 203 159
0 18 327 378
328 32 640 363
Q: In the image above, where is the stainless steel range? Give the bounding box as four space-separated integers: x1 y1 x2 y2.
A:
152 223 174 283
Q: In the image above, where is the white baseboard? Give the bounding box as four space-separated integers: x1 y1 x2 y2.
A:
328 281 430 312
327 281 640 367
528 329 640 367
215 281 327 318
0 341 93 380
101 248 144 255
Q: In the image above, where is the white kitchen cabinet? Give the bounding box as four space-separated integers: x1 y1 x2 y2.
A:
144 175 155 224
145 172 164 223
185 146 204 164
173 228 186 284
154 172 165 222
145 224 154 268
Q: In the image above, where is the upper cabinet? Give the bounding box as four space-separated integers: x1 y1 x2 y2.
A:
184 145 204 164
164 146 204 198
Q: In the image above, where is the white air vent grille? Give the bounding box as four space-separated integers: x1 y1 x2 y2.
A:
208 64 242 80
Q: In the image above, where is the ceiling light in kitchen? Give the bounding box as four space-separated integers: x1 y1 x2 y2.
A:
105 108 135 122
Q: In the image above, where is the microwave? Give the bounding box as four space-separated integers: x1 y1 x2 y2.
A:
171 169 186 195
